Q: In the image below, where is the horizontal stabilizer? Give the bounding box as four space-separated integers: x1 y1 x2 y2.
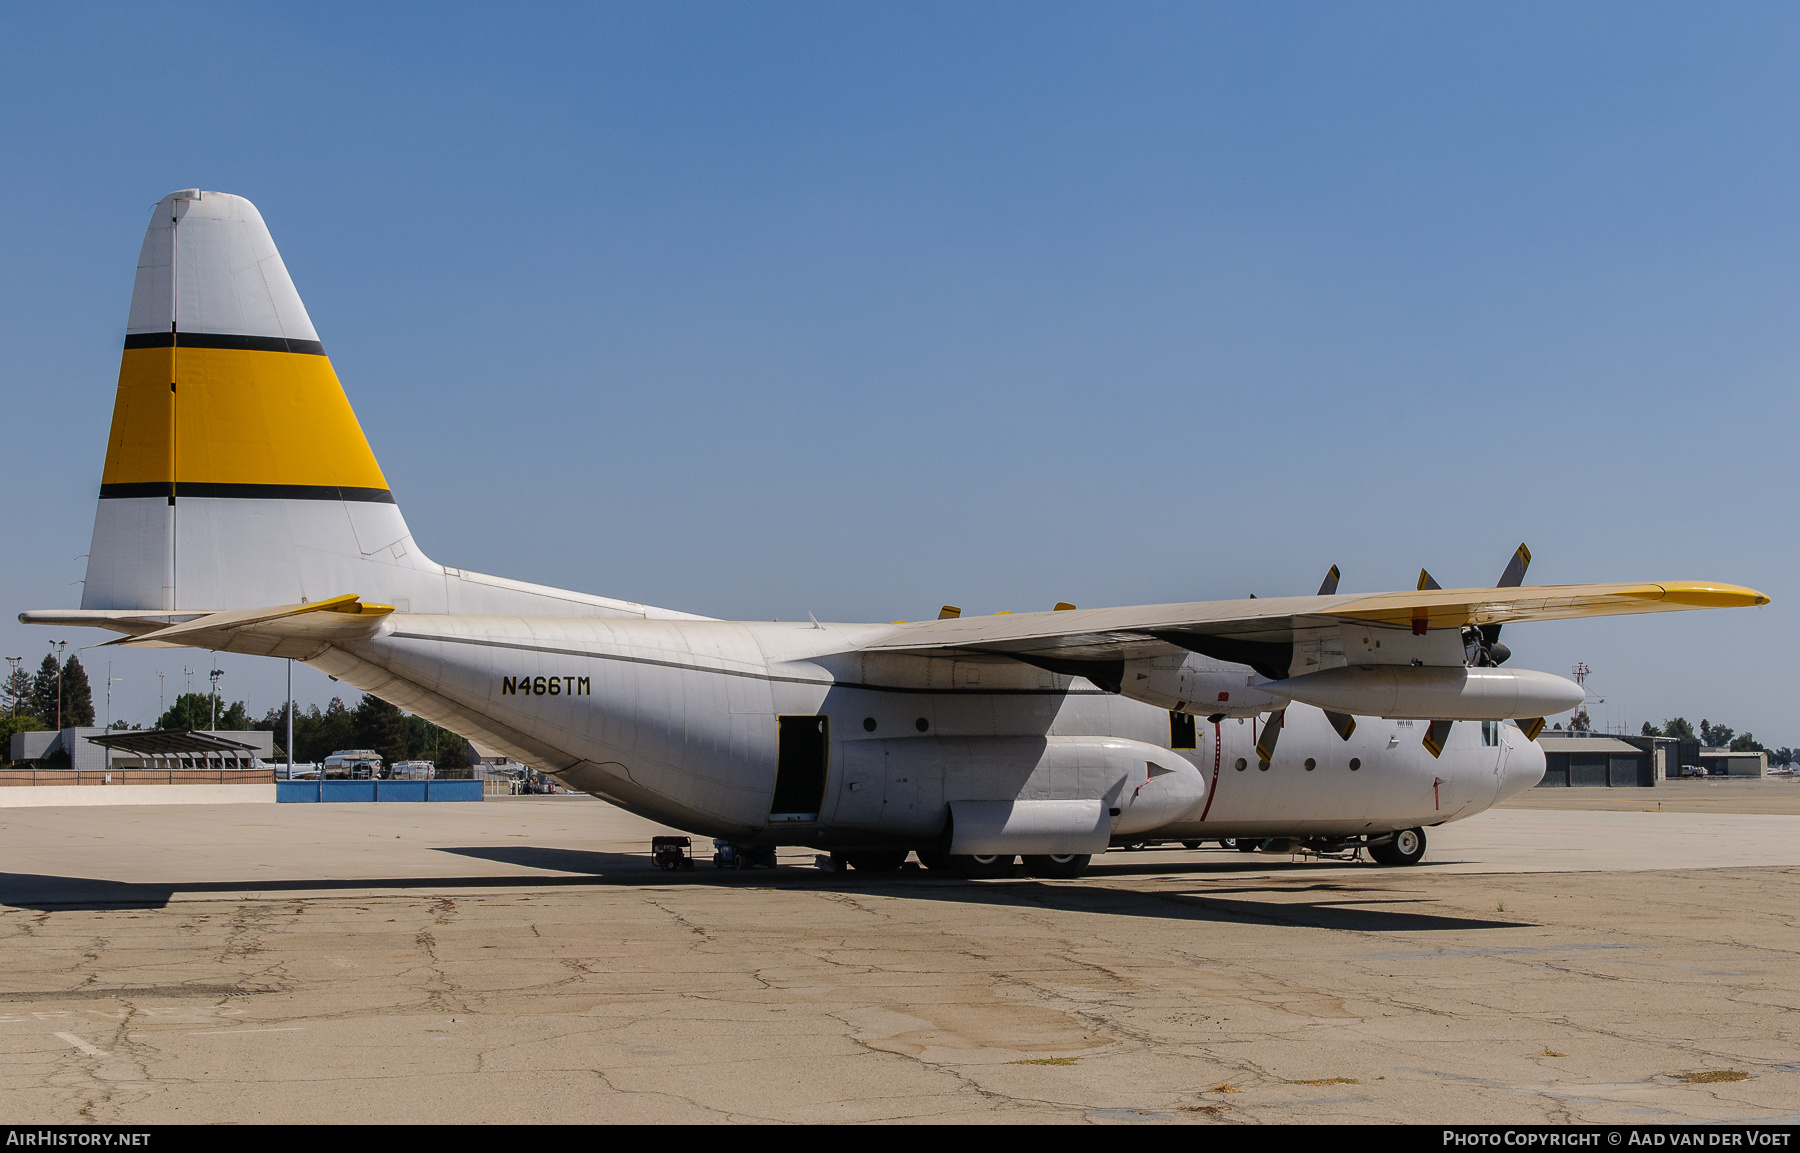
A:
101 593 392 651
18 608 213 637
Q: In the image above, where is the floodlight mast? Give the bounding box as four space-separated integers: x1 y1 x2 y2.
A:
104 662 123 771
51 641 67 730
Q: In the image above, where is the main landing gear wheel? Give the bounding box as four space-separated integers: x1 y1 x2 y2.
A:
950 854 1016 879
1368 827 1427 866
1022 854 1091 879
842 850 909 872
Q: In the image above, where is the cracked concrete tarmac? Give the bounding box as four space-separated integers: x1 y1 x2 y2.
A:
1 797 1798 1123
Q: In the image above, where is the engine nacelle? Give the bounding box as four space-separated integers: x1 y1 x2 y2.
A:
1118 655 1285 717
1257 665 1583 721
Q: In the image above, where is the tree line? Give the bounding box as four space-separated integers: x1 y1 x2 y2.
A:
2 653 471 772
140 691 473 770
0 654 95 759
256 695 472 772
1640 716 1794 767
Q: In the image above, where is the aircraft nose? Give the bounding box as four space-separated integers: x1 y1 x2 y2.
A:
1497 734 1547 802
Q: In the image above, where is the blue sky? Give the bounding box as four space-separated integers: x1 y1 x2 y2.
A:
2 2 1794 741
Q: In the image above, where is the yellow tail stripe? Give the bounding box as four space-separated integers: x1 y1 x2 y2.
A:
100 347 387 491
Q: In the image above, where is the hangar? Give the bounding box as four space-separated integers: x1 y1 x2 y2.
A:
1537 731 1768 788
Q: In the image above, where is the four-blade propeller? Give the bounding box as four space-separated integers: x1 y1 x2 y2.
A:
1288 545 1545 759
945 544 1558 760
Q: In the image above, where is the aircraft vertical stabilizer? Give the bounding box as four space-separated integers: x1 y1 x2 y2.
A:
84 189 428 612
75 191 698 623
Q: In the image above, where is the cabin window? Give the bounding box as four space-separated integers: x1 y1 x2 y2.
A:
1169 711 1197 750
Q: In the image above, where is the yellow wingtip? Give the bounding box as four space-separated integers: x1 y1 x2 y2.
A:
1628 582 1770 609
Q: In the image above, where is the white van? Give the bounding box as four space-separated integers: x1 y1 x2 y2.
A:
322 749 383 780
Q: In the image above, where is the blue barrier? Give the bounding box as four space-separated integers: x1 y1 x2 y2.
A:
276 779 485 802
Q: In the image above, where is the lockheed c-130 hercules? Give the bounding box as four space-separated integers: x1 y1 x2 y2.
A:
21 190 1770 877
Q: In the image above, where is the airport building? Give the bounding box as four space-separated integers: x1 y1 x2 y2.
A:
1537 731 1767 788
8 727 275 771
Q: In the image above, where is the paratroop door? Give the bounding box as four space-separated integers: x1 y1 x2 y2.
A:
771 715 829 821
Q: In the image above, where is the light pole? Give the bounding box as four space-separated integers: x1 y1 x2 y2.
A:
157 670 166 724
286 658 295 782
104 663 123 771
51 641 67 730
5 657 21 716
208 666 223 731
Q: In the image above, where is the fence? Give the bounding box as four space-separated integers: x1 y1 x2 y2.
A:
0 769 275 787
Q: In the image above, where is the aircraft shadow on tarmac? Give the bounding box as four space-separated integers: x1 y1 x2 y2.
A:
0 853 1533 932
440 844 627 874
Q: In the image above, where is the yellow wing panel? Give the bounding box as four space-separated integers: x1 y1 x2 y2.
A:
1328 581 1769 630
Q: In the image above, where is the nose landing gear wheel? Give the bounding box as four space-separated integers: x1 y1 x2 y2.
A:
1021 853 1091 879
1368 827 1427 866
949 854 1016 879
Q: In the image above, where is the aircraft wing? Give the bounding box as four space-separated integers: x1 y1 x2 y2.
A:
856 581 1768 665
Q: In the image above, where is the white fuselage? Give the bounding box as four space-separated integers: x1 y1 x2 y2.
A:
305 614 1545 847
53 188 1749 863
